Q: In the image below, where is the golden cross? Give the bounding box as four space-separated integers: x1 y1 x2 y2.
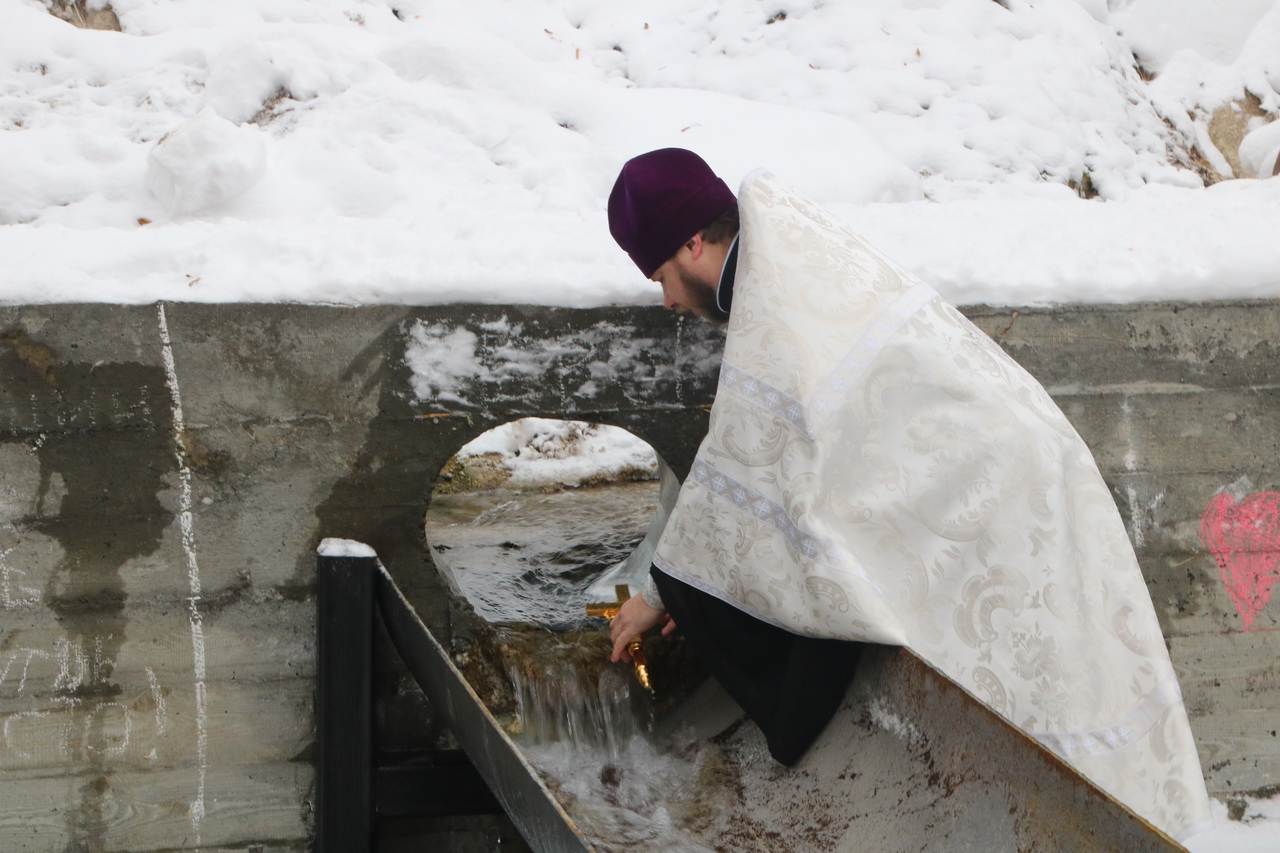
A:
586 584 652 691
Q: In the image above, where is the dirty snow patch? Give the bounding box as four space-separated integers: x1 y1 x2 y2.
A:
867 697 926 747
406 322 481 404
1186 792 1280 852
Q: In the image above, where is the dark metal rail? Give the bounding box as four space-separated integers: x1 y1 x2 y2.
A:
316 548 590 853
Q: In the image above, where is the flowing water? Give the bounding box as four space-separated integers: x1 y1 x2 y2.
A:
425 481 730 850
426 481 658 759
426 482 659 630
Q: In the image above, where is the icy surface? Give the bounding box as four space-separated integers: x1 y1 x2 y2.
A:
2 0 1279 307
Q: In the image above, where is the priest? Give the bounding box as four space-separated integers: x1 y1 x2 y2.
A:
604 147 1211 841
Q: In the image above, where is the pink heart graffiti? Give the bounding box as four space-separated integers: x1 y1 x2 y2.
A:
1199 490 1280 631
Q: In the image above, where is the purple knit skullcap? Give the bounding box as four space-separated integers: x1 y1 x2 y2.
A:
607 148 736 278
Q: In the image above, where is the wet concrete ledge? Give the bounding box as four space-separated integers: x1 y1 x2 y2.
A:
0 298 1276 850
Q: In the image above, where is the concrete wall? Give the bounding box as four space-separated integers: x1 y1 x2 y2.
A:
0 298 1274 850
977 300 1280 797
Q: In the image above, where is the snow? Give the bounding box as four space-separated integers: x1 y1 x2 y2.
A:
1185 793 1280 853
405 321 481 404
1113 0 1277 71
454 417 658 489
1124 0 1280 156
867 696 926 748
831 180 1280 306
145 108 266 214
1 0 1278 308
1241 120 1280 177
316 537 377 558
402 313 721 411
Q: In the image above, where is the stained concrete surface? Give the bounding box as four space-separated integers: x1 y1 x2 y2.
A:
0 298 1275 850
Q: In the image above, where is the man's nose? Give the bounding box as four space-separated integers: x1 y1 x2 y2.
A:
660 283 678 311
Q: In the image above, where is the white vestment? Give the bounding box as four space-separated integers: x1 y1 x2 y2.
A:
653 171 1212 840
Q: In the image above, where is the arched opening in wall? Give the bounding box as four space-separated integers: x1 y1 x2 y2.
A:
425 418 721 848
426 417 675 631
422 421 729 850
424 417 701 753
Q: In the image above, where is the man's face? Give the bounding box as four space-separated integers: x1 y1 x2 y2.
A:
649 240 722 322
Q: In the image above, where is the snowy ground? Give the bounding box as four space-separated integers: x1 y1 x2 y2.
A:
452 417 658 490
1187 792 1280 852
2 0 1279 307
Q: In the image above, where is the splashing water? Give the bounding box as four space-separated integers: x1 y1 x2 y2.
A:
523 730 718 853
429 480 729 849
506 653 638 759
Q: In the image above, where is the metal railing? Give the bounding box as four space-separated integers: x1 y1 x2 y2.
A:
315 547 589 852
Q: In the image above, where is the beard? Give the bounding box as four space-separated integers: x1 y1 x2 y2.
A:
677 267 727 324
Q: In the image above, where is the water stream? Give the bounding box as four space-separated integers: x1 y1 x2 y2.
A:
427 482 658 630
426 481 729 850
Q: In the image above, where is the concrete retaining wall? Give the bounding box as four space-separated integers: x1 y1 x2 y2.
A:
0 299 1275 850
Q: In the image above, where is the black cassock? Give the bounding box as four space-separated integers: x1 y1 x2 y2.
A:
651 565 865 765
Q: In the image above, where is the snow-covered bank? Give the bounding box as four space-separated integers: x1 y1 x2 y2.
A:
446 418 658 491
3 0 1279 308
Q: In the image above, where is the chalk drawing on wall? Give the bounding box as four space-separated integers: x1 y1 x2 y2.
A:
1200 485 1280 631
0 635 170 766
0 546 41 609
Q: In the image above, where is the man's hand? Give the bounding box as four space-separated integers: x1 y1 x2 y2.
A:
610 596 678 662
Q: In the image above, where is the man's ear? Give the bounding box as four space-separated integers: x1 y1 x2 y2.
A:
684 233 703 260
